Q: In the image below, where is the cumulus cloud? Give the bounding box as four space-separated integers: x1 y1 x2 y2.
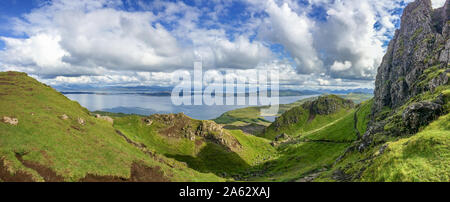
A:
261 0 324 74
0 0 272 78
331 61 352 72
432 0 446 8
0 0 419 89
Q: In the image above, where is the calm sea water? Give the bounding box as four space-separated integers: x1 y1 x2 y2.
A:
64 93 318 121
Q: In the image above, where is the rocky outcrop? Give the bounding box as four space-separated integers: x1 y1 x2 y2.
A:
196 120 242 151
361 0 450 150
373 0 449 115
270 133 293 147
2 116 18 126
402 101 443 133
77 117 85 125
147 113 242 152
60 114 69 120
95 114 114 124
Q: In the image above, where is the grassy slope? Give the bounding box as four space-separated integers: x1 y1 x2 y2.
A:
213 94 372 127
355 99 374 135
113 115 275 176
361 113 449 181
316 82 450 182
0 72 223 182
263 95 355 140
247 96 366 181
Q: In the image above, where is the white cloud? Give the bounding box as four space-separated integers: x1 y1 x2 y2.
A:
432 0 446 8
331 61 352 72
0 0 420 89
0 0 272 78
254 0 415 80
261 0 323 74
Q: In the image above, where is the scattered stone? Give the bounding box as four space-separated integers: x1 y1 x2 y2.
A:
271 133 293 147
78 117 86 125
144 119 153 126
2 116 18 126
95 114 114 124
61 114 69 120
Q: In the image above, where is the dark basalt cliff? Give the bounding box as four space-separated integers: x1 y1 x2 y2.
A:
373 0 449 115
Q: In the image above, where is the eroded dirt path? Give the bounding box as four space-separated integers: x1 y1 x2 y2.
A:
15 153 65 182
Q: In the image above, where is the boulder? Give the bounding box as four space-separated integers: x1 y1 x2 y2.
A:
95 114 114 124
2 116 18 126
78 117 86 125
402 101 443 133
144 119 153 126
61 114 69 120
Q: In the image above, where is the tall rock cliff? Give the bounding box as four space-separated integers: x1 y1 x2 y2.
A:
373 0 449 115
361 0 450 150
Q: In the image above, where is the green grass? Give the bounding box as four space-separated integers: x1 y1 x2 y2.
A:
114 115 199 156
213 107 271 126
361 113 450 182
300 109 358 142
263 107 353 140
250 141 351 182
113 113 276 176
0 72 223 182
355 99 374 134
1 71 448 182
315 83 450 182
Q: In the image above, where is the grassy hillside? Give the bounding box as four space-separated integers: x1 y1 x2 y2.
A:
316 83 450 182
263 95 355 140
113 114 275 177
241 95 365 181
0 72 223 182
1 71 447 182
213 94 372 136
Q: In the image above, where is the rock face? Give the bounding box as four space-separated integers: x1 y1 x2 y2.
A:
402 101 443 133
360 0 450 150
147 113 242 152
373 0 449 115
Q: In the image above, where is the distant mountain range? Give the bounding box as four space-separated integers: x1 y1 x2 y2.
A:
58 86 373 97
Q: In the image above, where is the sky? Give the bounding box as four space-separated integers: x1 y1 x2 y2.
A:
0 0 447 90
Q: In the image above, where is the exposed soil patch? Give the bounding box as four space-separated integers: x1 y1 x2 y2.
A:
80 162 169 182
15 153 65 182
195 139 204 146
71 125 82 131
0 158 34 182
0 82 13 85
0 77 13 81
115 130 147 149
80 174 128 182
130 163 169 182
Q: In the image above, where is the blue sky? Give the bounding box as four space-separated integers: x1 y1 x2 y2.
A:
0 0 446 90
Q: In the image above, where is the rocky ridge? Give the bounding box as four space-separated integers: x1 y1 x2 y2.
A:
361 0 450 150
